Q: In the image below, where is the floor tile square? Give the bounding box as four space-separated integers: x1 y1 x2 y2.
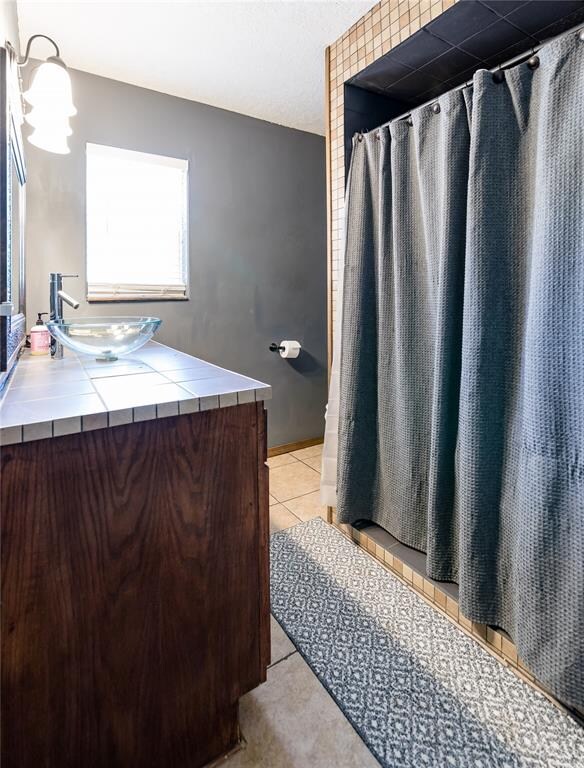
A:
300 455 322 472
231 654 379 767
269 505 301 534
269 463 321 502
267 453 299 469
283 491 327 523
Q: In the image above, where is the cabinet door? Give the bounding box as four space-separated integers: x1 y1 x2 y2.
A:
1 403 270 768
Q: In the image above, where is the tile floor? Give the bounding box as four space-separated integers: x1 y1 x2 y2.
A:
267 443 327 534
228 442 379 767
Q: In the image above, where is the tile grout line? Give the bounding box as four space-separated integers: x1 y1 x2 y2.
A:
273 484 322 506
271 504 303 527
296 456 322 470
267 448 323 467
282 509 303 526
267 649 298 670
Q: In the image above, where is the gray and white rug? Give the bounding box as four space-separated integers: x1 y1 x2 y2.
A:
270 519 584 768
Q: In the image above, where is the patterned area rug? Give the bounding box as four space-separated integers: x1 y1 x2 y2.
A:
270 519 584 768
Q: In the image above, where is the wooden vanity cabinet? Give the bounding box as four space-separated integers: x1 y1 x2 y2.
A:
1 401 270 768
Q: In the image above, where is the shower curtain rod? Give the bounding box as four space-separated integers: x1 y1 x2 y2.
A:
359 21 584 138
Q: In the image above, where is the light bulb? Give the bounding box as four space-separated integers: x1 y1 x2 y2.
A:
23 59 77 117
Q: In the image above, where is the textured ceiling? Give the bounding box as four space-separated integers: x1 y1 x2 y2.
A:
16 0 373 135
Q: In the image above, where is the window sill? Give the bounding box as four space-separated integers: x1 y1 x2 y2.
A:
87 295 189 303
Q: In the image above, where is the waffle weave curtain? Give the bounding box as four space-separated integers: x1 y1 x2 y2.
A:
334 32 583 710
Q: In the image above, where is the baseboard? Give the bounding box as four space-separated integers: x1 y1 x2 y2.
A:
268 437 323 458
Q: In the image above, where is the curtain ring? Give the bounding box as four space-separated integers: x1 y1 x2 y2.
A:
407 116 413 127
375 132 380 140
527 55 540 70
432 103 441 114
492 69 505 84
357 133 363 142
579 29 584 42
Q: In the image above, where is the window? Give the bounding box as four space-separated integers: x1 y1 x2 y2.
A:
86 143 188 301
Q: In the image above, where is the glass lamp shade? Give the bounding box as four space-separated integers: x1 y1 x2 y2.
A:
23 59 77 117
25 107 72 135
28 126 70 155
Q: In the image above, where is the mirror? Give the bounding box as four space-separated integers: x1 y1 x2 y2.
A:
10 159 25 317
1 44 27 386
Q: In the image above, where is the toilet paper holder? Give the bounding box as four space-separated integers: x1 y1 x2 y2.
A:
269 340 301 359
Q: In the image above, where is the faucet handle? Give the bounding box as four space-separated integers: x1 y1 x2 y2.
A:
61 274 79 279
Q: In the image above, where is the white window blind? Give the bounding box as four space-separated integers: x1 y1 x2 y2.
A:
86 143 188 301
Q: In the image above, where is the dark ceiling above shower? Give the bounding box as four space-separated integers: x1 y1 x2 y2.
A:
349 0 584 106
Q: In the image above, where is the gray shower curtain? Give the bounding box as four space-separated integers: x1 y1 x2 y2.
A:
337 31 583 710
337 89 470 556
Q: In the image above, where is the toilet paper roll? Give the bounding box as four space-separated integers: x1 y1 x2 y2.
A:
279 340 301 359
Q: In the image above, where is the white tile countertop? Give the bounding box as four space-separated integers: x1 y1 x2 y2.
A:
0 341 271 446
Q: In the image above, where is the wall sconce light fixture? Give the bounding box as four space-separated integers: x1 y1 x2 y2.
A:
17 34 76 155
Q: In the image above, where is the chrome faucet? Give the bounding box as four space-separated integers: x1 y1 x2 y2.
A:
49 272 80 359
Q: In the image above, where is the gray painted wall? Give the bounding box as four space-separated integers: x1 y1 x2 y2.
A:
24 67 327 448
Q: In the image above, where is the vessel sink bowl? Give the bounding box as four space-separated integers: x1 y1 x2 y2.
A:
46 317 162 361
